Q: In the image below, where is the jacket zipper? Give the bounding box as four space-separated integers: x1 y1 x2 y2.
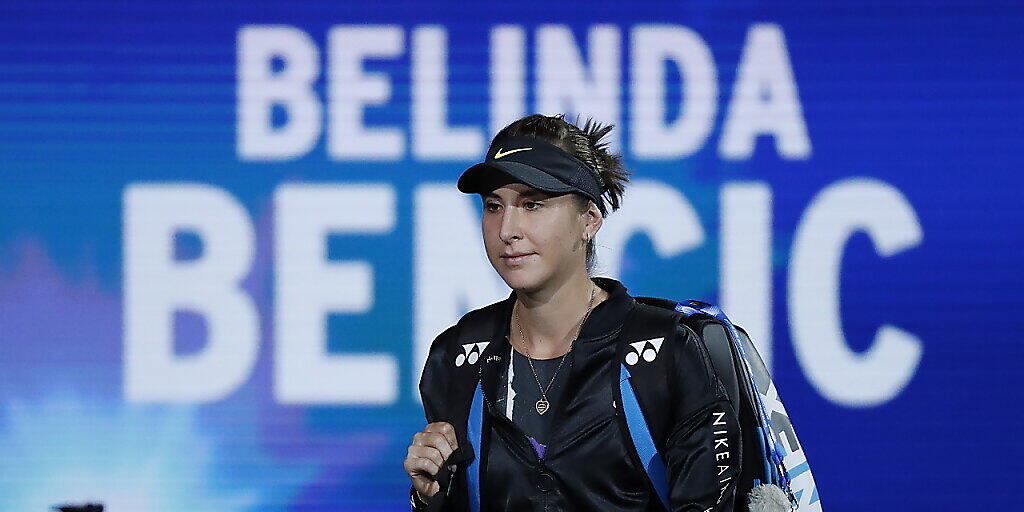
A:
480 334 616 466
476 361 543 467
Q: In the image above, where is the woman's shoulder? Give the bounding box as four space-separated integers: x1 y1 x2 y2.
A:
629 296 732 357
628 297 736 402
427 297 510 354
668 310 739 412
420 298 510 396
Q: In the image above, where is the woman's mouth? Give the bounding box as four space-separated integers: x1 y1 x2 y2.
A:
501 253 535 266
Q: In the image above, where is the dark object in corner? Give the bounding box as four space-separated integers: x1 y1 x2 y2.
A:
52 503 104 512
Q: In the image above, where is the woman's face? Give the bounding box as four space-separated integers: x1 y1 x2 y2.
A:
481 182 599 293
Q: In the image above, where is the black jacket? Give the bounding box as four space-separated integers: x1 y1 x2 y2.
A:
414 277 742 512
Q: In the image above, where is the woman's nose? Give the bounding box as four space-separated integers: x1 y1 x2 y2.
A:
499 206 523 242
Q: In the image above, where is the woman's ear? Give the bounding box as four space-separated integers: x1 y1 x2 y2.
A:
582 200 603 241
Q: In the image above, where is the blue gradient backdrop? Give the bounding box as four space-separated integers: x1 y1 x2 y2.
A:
0 1 1021 510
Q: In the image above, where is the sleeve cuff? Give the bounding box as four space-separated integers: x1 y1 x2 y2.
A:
409 486 430 511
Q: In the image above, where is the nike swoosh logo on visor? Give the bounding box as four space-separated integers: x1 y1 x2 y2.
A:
493 147 532 159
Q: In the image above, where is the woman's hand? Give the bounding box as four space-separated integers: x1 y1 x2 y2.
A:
404 421 459 501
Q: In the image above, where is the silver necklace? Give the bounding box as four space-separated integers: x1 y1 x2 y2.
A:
513 282 598 415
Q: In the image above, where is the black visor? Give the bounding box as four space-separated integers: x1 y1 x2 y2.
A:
457 135 607 215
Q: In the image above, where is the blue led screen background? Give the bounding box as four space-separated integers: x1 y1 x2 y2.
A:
0 1 1021 510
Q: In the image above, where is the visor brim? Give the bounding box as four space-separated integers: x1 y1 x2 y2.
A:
457 161 577 195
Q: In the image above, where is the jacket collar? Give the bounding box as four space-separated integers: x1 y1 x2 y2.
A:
477 276 636 428
490 276 635 343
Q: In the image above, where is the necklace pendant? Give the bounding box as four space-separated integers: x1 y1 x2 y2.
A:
535 398 550 415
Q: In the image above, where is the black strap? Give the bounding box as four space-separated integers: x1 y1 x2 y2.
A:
423 443 474 512
698 321 742 414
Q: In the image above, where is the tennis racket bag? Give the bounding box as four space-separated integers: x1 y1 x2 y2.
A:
626 296 823 511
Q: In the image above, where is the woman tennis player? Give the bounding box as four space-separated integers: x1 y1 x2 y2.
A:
403 114 743 511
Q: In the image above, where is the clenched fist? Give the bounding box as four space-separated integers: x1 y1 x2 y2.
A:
404 421 459 502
